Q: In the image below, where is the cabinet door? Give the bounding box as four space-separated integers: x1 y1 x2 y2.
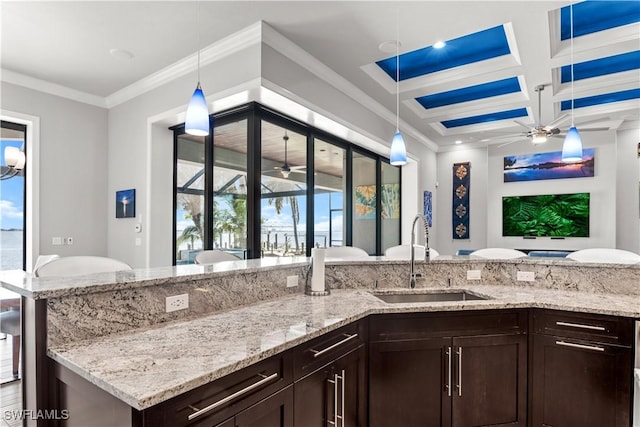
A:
451 333 527 427
235 386 293 427
293 365 332 426
369 337 451 427
331 345 367 427
530 334 631 427
294 346 367 427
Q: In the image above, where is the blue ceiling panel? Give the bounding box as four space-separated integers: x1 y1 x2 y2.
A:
441 107 528 128
560 88 640 110
416 77 521 109
376 25 511 82
560 1 640 40
561 51 640 82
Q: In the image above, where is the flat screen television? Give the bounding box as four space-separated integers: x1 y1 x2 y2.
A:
502 192 590 237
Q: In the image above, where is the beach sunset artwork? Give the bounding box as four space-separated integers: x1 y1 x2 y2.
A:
503 148 595 182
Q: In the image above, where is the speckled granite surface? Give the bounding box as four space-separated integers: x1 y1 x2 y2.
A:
0 257 309 299
48 286 640 411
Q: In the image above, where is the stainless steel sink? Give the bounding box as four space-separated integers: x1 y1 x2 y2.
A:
374 291 489 304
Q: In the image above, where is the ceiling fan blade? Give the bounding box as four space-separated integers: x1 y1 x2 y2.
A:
545 114 569 129
578 127 610 132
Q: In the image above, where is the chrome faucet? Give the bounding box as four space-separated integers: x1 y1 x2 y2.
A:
409 214 430 288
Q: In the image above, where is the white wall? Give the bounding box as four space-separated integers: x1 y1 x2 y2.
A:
616 126 640 254
435 146 488 256
487 131 617 250
1 82 108 259
107 44 262 267
434 130 638 256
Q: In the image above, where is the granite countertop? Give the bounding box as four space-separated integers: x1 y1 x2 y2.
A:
48 285 640 411
2 255 638 300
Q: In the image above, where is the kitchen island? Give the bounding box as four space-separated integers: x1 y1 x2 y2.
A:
1 256 638 426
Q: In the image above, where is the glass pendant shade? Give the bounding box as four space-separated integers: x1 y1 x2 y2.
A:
390 131 407 166
185 83 209 136
562 126 583 163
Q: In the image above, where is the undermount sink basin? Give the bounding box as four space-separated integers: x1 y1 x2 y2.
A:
374 291 489 304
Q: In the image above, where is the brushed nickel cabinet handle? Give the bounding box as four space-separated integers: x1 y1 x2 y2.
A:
187 372 279 421
327 373 339 426
445 346 452 397
555 340 605 352
456 347 462 397
339 369 345 427
556 321 606 331
310 333 358 358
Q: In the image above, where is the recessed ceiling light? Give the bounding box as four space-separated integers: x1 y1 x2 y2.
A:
109 48 135 60
378 40 401 53
433 40 446 49
455 140 462 144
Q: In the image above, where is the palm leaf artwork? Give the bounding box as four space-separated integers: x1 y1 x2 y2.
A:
502 193 589 237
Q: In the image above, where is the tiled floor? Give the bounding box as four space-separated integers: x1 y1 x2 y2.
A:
0 337 22 427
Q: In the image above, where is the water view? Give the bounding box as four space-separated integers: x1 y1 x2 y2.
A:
0 230 23 270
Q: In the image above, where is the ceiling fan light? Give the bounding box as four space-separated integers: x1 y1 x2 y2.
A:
531 133 547 144
390 131 407 166
185 83 210 136
280 169 291 179
562 126 583 163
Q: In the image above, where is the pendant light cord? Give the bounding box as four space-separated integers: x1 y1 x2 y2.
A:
396 8 400 132
196 1 201 83
570 0 574 127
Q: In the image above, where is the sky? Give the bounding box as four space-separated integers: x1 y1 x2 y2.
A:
0 140 25 230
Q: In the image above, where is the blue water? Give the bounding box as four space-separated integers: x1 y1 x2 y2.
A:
0 230 23 270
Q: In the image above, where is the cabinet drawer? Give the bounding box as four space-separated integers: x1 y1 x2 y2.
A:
293 320 366 379
532 309 633 346
369 309 527 342
142 350 293 427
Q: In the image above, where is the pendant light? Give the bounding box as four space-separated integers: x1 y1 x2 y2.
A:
390 9 407 166
562 0 583 163
185 2 210 136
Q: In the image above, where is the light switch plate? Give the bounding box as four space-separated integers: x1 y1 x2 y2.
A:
517 271 535 282
466 270 482 280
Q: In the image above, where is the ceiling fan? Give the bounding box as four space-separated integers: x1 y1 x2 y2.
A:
265 131 306 179
489 84 609 148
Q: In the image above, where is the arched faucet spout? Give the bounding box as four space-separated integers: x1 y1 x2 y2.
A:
409 214 430 288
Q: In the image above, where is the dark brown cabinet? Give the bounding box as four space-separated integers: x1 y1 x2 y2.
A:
293 320 368 427
138 351 293 426
369 310 527 427
530 309 633 427
219 386 293 427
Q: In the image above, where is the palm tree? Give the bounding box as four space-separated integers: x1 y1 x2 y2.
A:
268 196 300 254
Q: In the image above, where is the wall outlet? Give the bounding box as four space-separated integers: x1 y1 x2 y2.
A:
166 294 189 312
467 270 482 280
65 237 73 245
517 271 535 282
287 275 298 288
52 237 62 246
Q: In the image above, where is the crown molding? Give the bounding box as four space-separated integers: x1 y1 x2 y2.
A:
261 22 438 152
1 69 107 108
105 22 262 108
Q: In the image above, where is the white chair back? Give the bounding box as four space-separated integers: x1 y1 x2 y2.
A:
566 248 640 264
469 248 527 259
194 250 241 264
35 256 132 277
384 245 439 260
324 246 369 258
32 254 60 274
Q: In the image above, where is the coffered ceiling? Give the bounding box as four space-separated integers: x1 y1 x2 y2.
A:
1 1 638 150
